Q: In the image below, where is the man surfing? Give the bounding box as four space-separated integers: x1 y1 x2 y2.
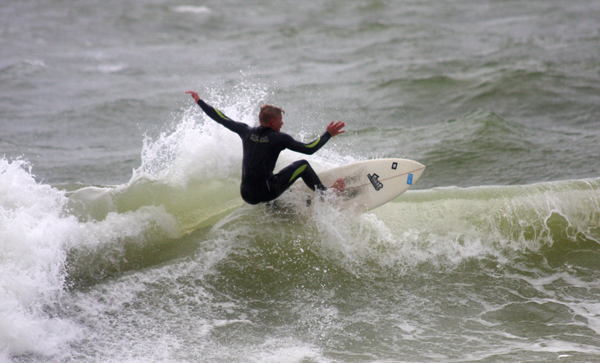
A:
186 91 346 205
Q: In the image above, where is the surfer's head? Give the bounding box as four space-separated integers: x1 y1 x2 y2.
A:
259 104 285 132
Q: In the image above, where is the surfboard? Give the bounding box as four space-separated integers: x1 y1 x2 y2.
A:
296 158 425 211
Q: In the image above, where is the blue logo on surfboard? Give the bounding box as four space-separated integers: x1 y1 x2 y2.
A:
407 173 413 185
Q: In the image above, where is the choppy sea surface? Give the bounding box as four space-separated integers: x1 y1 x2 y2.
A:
2 0 600 362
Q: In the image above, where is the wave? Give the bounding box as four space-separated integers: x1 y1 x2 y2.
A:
2 150 599 358
2 85 599 358
378 178 600 267
188 177 600 283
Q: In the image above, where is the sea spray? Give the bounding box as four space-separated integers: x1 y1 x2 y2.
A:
0 158 82 356
136 81 270 186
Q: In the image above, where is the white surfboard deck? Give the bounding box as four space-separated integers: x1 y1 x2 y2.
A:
293 158 425 211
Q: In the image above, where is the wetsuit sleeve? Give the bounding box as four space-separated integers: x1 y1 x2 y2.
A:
197 99 249 136
281 132 332 155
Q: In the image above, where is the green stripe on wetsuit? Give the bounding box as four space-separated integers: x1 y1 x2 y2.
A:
289 164 307 182
306 137 321 148
214 108 231 121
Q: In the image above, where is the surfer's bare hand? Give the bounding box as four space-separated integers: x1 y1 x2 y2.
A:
326 121 345 137
331 178 345 195
186 91 200 102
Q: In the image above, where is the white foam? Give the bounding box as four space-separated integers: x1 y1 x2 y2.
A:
250 339 329 363
95 63 128 74
0 157 183 359
23 59 46 68
172 5 211 15
0 158 82 356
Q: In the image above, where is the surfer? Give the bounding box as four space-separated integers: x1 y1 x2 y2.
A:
186 91 346 205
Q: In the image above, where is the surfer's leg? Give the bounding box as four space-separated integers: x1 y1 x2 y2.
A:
274 160 326 193
239 161 328 204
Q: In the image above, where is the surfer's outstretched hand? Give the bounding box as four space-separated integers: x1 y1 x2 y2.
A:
326 121 346 137
186 91 200 102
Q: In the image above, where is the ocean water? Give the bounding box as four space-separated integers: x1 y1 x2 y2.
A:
2 0 600 362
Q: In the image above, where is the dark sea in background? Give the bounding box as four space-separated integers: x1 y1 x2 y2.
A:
2 0 600 362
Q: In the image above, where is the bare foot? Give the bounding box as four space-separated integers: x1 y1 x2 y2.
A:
330 178 345 195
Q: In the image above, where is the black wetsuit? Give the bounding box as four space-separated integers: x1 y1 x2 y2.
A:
197 99 331 205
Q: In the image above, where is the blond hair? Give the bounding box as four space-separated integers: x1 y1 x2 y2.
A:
259 104 285 126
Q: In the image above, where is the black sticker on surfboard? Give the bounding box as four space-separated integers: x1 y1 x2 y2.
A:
368 173 383 191
392 162 397 170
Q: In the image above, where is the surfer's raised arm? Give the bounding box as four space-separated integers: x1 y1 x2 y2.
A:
186 90 249 136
